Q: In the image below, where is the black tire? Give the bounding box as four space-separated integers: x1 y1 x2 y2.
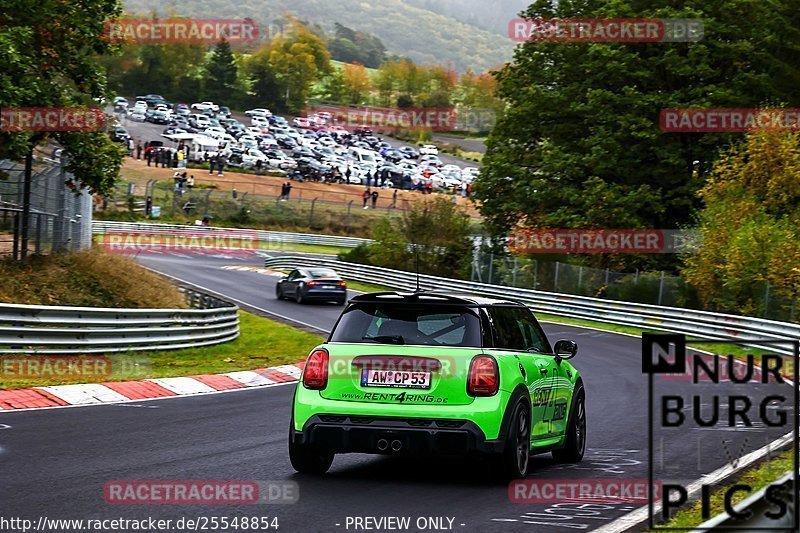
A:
495 397 531 479
275 285 284 300
288 434 334 474
295 289 304 304
552 383 586 463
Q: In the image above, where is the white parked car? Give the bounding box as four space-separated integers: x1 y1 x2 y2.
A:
251 115 269 128
128 111 146 122
191 101 219 112
245 108 272 118
419 144 439 155
430 173 462 189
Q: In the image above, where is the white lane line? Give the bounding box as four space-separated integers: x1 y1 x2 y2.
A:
0 424 11 429
147 377 217 395
37 384 129 405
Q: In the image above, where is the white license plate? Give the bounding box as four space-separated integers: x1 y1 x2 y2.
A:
322 285 337 289
361 369 431 389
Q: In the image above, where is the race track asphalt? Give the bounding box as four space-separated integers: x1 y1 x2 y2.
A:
0 252 793 532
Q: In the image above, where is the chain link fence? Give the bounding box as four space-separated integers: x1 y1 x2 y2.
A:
0 149 92 258
471 250 795 323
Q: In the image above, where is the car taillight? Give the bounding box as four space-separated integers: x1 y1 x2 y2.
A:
338 281 347 287
467 355 499 396
303 349 329 390
306 281 317 287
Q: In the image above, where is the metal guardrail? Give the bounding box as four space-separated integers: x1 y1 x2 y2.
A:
92 221 371 249
691 472 796 531
263 256 800 356
0 287 239 354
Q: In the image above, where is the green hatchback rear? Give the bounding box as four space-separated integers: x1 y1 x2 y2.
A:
289 292 586 479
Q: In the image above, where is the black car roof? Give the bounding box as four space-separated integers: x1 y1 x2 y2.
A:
348 291 525 307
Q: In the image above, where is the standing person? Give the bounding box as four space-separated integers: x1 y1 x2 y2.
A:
280 182 287 201
187 175 195 190
284 181 292 200
345 166 352 183
127 138 135 157
392 188 398 208
145 146 153 167
255 159 263 176
362 188 370 209
371 189 379 209
136 141 143 160
366 171 372 188
208 154 216 175
217 155 225 177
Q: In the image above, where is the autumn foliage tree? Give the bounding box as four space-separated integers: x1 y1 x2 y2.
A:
682 131 800 320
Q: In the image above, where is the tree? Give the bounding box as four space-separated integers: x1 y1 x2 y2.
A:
342 63 372 104
204 39 241 105
475 0 800 269
682 131 800 319
340 198 474 278
0 0 125 194
245 43 285 109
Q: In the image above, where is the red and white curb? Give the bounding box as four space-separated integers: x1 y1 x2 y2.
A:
0 362 304 411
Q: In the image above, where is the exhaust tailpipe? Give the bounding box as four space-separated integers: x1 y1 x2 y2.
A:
377 439 389 452
391 440 402 452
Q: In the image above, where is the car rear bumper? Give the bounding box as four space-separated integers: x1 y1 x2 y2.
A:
302 288 346 300
292 414 504 455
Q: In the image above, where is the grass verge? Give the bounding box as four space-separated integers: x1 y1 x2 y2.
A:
659 449 795 530
1 311 324 389
0 247 186 308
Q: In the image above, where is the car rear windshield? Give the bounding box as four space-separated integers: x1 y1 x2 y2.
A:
309 269 338 279
329 303 481 347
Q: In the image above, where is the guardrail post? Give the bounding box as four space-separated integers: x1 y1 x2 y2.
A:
577 266 583 290
204 190 212 214
533 259 538 289
658 270 665 305
511 256 518 287
346 200 353 230
554 261 560 292
604 268 610 286
763 282 770 318
488 252 494 285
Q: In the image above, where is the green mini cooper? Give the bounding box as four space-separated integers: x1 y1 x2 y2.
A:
289 292 586 479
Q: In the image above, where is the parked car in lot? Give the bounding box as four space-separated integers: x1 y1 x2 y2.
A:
276 268 347 305
398 146 419 159
419 144 439 155
289 291 586 478
111 126 130 142
246 108 272 118
191 101 219 112
217 106 231 118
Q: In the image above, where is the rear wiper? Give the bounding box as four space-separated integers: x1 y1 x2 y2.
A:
362 335 405 345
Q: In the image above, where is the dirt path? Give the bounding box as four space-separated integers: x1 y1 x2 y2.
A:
119 158 480 215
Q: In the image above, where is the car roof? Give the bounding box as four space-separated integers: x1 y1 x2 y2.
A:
348 291 525 307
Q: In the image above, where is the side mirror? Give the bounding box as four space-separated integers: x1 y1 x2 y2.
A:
554 340 578 360
279 276 288 282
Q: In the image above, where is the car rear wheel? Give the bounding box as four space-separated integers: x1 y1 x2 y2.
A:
288 435 334 474
295 290 304 304
552 383 586 463
495 397 531 479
